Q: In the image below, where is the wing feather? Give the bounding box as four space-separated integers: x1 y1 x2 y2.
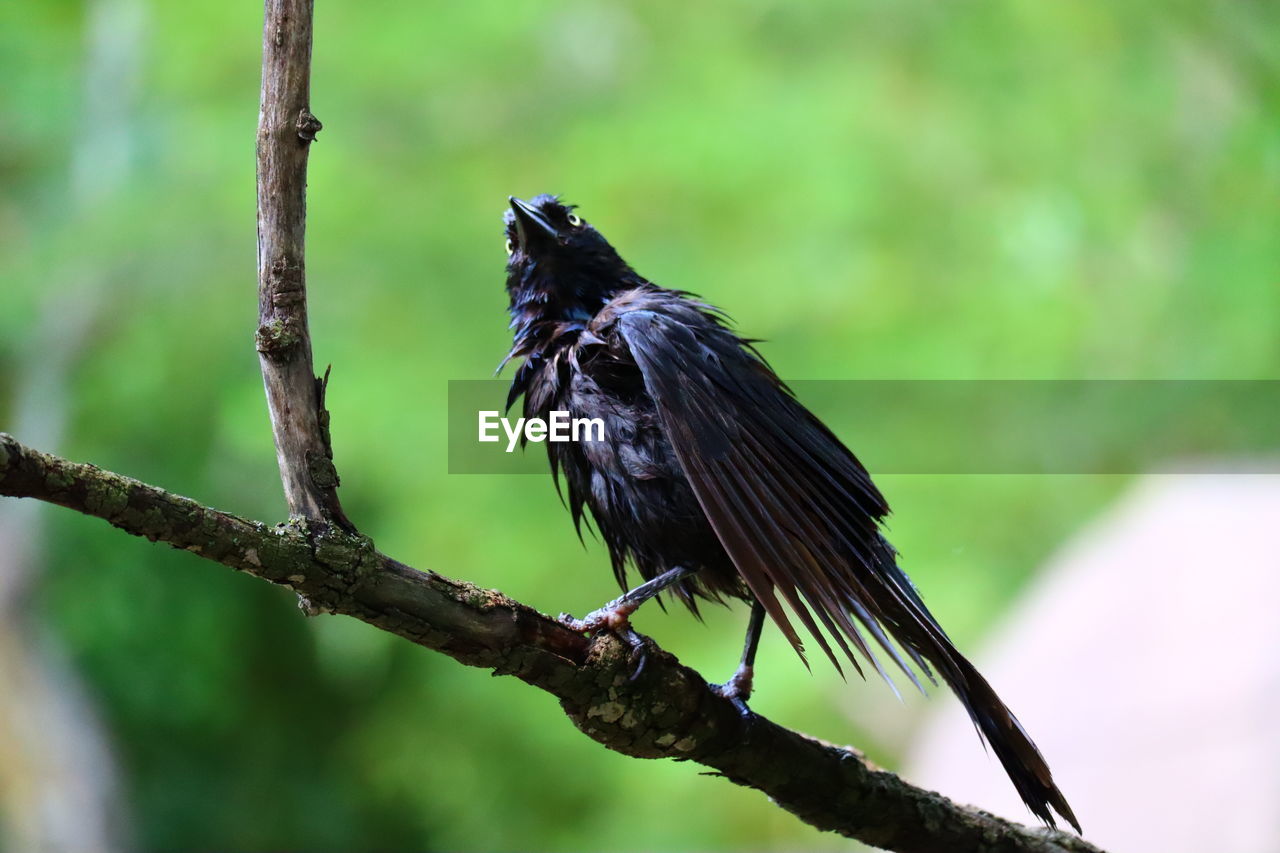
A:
613 302 1079 832
616 307 911 679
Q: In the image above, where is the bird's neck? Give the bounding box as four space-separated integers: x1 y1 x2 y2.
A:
501 269 644 411
504 268 640 363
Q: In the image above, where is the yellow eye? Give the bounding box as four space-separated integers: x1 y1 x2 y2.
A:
505 238 514 256
567 213 582 227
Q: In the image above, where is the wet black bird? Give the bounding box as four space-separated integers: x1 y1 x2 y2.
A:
499 194 1079 833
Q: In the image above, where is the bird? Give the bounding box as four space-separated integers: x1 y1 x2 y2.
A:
499 193 1080 833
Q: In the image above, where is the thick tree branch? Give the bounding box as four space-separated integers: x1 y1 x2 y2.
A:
254 0 347 528
0 434 1105 853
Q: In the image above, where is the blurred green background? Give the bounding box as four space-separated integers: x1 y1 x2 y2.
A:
1 0 1277 850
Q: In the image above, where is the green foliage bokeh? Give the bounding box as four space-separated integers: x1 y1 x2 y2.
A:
2 1 1277 849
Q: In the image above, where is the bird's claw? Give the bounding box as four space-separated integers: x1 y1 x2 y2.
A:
560 606 648 681
559 602 637 635
711 667 755 719
621 627 648 682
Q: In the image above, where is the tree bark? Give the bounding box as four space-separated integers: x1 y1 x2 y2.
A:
254 0 348 529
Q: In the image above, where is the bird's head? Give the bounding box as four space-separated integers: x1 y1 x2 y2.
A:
503 195 638 322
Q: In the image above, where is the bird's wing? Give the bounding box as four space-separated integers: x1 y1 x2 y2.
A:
612 301 937 688
611 297 1081 832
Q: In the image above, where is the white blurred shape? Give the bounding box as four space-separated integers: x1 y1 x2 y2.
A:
542 3 642 91
906 474 1280 853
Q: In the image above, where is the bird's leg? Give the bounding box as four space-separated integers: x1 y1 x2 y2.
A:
712 600 766 714
560 565 697 635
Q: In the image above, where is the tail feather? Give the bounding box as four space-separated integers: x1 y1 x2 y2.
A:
929 645 1081 833
863 540 1080 832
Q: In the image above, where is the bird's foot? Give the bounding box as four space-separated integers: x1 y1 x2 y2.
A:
711 664 755 719
559 600 638 635
560 604 648 681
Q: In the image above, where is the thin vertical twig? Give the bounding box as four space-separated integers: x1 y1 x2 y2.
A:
254 0 350 528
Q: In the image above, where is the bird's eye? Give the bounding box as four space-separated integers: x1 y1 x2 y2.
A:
567 213 582 227
505 238 514 256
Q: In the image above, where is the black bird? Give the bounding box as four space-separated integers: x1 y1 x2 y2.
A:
500 194 1079 833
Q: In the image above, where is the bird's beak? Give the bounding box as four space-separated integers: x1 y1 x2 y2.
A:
509 196 560 251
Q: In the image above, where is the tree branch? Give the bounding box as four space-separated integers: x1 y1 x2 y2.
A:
0 434 1105 853
254 0 348 528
